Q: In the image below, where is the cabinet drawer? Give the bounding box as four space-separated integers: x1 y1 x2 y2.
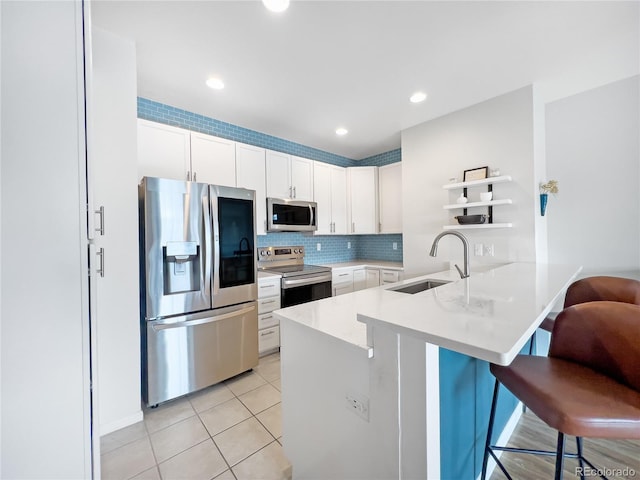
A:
258 312 279 330
380 269 400 284
333 283 354 296
258 295 281 314
258 278 281 298
258 326 280 354
332 269 353 285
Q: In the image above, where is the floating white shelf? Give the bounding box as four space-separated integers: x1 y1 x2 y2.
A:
443 199 513 210
442 175 512 190
443 223 513 230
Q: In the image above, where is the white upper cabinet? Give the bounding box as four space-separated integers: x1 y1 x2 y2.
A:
348 166 379 234
236 143 267 235
290 156 314 201
313 161 347 235
137 119 190 181
265 150 291 198
378 162 402 233
266 151 314 200
137 119 236 186
190 132 236 186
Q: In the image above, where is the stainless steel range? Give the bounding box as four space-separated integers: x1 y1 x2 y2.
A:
257 246 332 307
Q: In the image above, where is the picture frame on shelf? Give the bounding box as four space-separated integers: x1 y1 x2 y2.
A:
463 166 489 182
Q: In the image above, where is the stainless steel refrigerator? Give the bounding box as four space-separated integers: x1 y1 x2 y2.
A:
139 177 258 406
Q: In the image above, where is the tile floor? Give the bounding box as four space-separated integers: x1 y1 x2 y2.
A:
100 352 291 480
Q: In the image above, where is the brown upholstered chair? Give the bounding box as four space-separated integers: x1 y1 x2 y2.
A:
482 301 640 480
529 276 640 355
541 276 640 332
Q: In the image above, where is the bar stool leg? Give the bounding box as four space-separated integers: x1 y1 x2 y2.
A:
481 380 500 480
554 432 566 480
576 437 585 480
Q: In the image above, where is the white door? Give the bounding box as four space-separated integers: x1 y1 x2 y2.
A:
313 162 332 234
191 132 236 186
266 150 291 198
330 166 348 234
291 156 314 200
236 143 267 235
349 167 379 234
379 162 402 233
137 119 190 181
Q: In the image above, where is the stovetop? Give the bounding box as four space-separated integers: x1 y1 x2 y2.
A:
256 245 331 278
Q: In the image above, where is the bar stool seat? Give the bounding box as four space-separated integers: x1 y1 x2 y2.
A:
492 356 640 439
482 301 640 480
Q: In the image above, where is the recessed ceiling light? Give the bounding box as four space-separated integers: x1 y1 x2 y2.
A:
262 0 290 13
206 77 225 90
410 91 427 103
336 128 348 136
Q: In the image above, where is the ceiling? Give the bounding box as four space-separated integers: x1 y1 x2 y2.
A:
91 1 639 160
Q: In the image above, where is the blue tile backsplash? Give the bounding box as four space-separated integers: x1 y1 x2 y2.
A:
256 233 403 264
138 97 403 264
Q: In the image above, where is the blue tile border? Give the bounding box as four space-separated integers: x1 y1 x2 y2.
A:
358 149 402 167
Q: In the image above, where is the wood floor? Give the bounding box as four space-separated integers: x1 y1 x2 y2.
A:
489 411 639 479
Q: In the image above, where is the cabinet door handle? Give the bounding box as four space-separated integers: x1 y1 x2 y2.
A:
94 206 105 236
96 247 105 278
261 299 277 304
186 171 191 181
293 186 296 198
261 330 275 337
352 222 355 233
338 273 349 277
193 172 197 182
289 186 292 197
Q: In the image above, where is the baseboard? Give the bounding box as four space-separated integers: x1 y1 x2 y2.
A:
99 410 144 437
476 402 523 480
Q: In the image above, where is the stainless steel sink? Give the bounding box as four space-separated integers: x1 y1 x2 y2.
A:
388 279 450 294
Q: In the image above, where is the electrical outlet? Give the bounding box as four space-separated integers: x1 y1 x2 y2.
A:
474 243 484 256
345 392 369 421
316 243 321 251
484 244 494 256
347 241 351 249
393 242 398 250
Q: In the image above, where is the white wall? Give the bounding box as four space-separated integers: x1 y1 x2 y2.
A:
1 1 91 477
89 27 142 435
546 75 640 274
401 86 544 277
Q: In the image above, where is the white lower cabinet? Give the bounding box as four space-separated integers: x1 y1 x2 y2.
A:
332 269 354 296
380 269 401 284
258 275 281 355
366 268 381 288
353 268 366 291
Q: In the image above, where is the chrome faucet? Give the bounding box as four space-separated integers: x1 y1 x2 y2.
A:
429 231 470 279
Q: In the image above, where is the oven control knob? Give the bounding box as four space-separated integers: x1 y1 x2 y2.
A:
260 251 266 256
266 251 271 256
293 249 299 254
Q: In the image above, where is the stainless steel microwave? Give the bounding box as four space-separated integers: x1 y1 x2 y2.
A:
267 198 317 232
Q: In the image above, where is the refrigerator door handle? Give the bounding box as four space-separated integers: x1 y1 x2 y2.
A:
202 191 212 303
151 304 256 331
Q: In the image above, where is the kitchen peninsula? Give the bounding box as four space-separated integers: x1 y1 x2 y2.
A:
274 262 581 479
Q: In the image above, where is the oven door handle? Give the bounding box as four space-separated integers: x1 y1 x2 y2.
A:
282 272 332 289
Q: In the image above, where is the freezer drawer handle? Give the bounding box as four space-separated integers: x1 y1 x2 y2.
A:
152 305 256 331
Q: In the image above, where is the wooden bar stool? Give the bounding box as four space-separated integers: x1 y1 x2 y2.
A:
529 276 640 355
482 301 640 480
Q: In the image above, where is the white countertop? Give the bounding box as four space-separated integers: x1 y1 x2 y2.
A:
274 262 581 365
321 260 404 271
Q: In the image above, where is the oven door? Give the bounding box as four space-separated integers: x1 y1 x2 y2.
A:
281 272 332 308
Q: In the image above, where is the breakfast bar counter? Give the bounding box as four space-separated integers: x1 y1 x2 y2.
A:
274 262 581 479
